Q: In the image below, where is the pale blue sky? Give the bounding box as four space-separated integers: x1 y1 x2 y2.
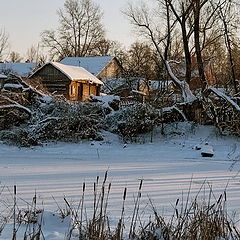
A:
0 0 136 57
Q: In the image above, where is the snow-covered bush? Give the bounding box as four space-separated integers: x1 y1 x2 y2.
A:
32 101 106 142
0 99 107 146
103 103 160 141
0 108 30 131
89 94 120 112
0 127 38 147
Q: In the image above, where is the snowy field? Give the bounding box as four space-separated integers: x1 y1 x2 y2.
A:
0 123 240 239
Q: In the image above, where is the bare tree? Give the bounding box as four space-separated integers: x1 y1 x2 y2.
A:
165 0 195 84
26 45 39 62
160 0 230 90
42 0 105 59
124 2 196 102
192 0 208 89
0 29 9 61
124 41 160 80
90 39 121 56
217 0 239 93
191 0 238 90
26 45 47 66
9 51 22 63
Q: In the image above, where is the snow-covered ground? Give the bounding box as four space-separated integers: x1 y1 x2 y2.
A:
0 123 239 239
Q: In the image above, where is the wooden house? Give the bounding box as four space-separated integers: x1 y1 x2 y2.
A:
60 56 122 80
29 62 103 101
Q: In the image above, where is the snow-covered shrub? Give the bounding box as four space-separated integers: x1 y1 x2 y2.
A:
103 103 160 141
0 127 38 147
0 99 107 146
0 108 30 131
33 100 107 142
90 95 120 112
34 102 104 142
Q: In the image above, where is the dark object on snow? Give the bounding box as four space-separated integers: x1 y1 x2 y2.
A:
195 145 202 150
201 152 214 157
201 143 214 157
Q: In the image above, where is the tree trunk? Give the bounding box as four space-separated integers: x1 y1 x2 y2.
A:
224 23 238 93
181 19 192 84
193 0 207 90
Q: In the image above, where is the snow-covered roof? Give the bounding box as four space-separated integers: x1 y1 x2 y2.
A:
0 62 36 77
60 56 115 76
0 73 7 79
32 62 103 85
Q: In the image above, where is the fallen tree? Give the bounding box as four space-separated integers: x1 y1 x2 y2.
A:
0 75 51 131
0 95 32 116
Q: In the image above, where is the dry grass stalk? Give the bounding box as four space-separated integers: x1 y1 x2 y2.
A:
1 176 240 239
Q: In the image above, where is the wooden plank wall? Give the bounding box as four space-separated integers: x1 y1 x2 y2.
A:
97 59 122 79
31 65 70 97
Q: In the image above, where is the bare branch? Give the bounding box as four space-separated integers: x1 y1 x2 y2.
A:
0 29 9 60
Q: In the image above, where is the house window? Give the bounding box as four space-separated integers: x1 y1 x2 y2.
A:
70 85 76 96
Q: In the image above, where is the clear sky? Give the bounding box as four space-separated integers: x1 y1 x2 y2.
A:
0 0 136 58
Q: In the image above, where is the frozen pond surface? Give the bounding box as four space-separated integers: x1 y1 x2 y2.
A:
0 125 239 217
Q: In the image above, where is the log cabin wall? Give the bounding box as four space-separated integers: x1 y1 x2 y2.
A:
82 82 91 101
31 64 70 98
90 84 98 96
